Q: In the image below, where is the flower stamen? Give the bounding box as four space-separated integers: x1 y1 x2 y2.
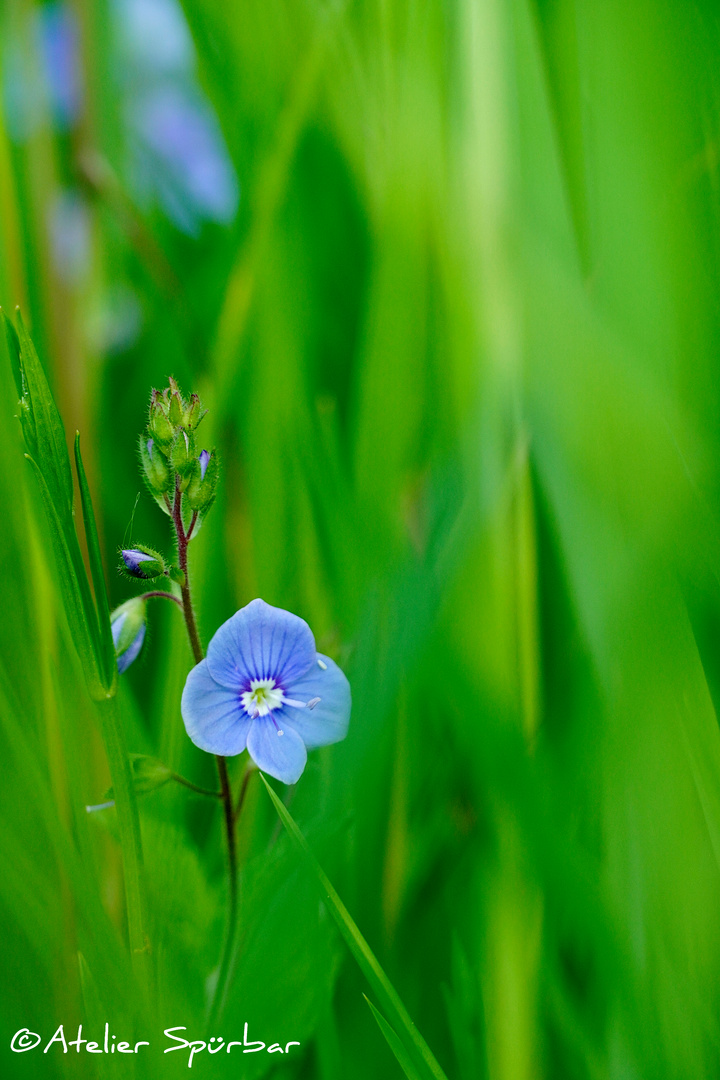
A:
241 678 284 718
241 677 323 720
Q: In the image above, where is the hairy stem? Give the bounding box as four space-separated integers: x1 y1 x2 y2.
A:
140 589 183 608
170 476 240 1023
172 481 204 666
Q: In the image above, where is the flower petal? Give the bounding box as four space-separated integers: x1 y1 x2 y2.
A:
117 623 146 674
206 598 316 691
111 611 127 648
181 659 250 756
247 718 307 784
281 654 351 750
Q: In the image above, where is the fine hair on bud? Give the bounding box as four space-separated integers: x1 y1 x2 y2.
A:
119 545 166 580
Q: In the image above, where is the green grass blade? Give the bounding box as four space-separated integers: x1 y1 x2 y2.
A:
3 308 22 397
75 432 117 693
95 694 150 987
364 995 425 1080
12 309 74 523
24 462 148 980
260 773 449 1080
24 454 103 697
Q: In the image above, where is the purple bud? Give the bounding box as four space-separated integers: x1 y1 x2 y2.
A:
121 548 164 579
114 617 146 673
111 597 147 673
147 438 154 457
199 449 210 480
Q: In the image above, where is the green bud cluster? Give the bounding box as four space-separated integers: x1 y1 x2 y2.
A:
139 378 218 520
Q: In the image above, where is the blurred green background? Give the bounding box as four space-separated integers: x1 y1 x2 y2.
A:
3 0 720 1076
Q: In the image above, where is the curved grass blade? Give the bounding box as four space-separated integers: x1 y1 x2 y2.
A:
260 774 449 1080
27 455 149 976
25 455 104 697
364 996 424 1080
75 433 117 693
11 309 75 524
5 320 149 975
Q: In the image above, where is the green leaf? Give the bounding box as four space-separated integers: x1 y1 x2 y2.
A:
12 309 74 524
75 433 116 692
259 774 449 1080
5 319 149 978
24 455 104 698
94 696 150 988
2 309 22 398
364 996 424 1080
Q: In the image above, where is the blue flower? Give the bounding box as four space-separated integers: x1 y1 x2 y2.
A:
111 597 147 673
181 599 351 784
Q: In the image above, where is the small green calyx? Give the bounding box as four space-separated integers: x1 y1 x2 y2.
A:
184 394 206 429
140 436 172 495
186 449 219 513
171 428 196 476
149 398 175 447
168 389 184 427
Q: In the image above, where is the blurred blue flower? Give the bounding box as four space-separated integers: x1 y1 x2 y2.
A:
130 85 238 232
38 3 80 128
115 0 239 234
182 599 351 784
49 191 91 281
111 597 147 673
199 449 210 479
3 2 80 139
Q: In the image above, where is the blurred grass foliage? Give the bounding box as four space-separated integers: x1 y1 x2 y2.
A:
2 0 720 1077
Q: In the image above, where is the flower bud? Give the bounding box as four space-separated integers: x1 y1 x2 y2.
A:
129 754 173 794
110 597 147 673
120 546 166 580
168 389 184 427
139 437 172 495
104 754 173 798
170 428 196 476
149 399 175 447
186 448 219 512
183 393 206 430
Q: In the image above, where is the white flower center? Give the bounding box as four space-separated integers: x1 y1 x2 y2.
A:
240 675 323 721
241 678 285 718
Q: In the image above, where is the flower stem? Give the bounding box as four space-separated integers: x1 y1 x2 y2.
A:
170 476 240 1021
171 773 223 798
172 482 204 666
233 764 255 825
140 589 183 608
